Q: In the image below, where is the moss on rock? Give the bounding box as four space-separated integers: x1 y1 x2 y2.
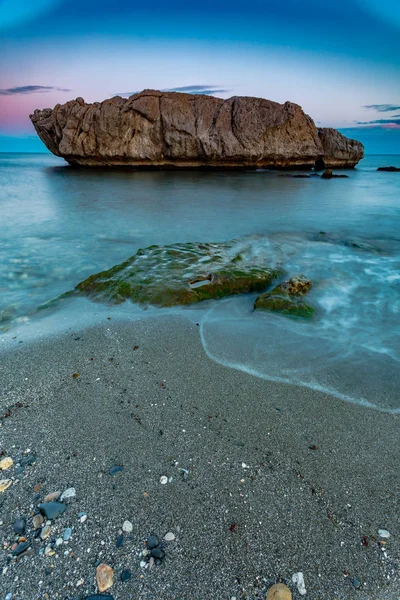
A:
254 275 315 318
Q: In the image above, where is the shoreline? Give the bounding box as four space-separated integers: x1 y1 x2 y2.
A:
0 314 399 599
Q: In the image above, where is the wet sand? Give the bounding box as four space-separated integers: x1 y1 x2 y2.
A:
0 314 399 599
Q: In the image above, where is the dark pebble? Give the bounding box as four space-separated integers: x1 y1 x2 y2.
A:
150 547 165 559
121 569 132 582
351 577 361 589
146 535 159 549
38 502 67 520
84 596 114 600
20 454 36 467
13 517 27 535
12 541 30 556
116 534 124 548
108 465 123 476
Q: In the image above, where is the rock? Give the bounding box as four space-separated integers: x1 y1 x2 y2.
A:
377 166 400 172
96 563 114 592
75 239 282 307
292 572 307 596
43 491 61 502
108 465 123 476
63 527 73 541
40 525 51 540
317 127 364 168
13 517 27 535
321 168 348 179
33 514 44 529
164 532 175 542
0 479 12 492
38 502 67 520
19 453 36 467
12 541 30 556
254 275 315 318
160 475 168 484
85 596 114 600
146 535 159 549
351 577 361 589
378 529 391 538
30 90 363 169
0 457 13 470
266 583 292 600
120 569 132 582
122 520 133 533
60 487 76 501
150 547 165 559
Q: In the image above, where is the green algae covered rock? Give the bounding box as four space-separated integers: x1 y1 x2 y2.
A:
254 275 315 318
75 240 282 307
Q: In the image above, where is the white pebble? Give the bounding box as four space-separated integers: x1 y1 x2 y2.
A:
378 529 391 539
164 532 175 542
140 560 147 568
76 578 84 587
160 476 168 485
56 538 63 546
122 520 133 533
60 487 76 501
292 572 307 596
79 515 87 523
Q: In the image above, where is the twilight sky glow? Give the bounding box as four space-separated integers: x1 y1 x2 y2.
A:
0 0 399 153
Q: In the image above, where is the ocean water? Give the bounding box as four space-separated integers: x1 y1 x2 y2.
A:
1 153 399 411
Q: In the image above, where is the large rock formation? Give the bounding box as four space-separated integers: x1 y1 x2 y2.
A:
30 90 364 169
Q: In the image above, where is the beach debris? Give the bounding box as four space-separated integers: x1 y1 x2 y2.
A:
43 491 61 502
292 572 307 596
60 487 76 501
378 529 391 539
121 569 132 582
72 372 80 379
0 479 13 492
266 583 292 599
362 535 369 547
351 577 361 589
96 563 114 592
108 465 123 476
160 475 168 484
146 535 159 549
0 457 13 470
13 517 27 536
38 501 67 520
164 531 175 542
122 520 133 533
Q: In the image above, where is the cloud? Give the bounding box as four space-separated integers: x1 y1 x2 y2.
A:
115 85 229 97
357 118 400 125
0 85 71 96
363 104 400 112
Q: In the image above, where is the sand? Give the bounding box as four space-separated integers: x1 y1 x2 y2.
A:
0 314 399 599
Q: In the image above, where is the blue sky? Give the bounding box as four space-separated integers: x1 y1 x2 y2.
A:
0 0 399 153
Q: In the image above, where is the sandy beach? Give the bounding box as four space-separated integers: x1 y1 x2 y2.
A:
0 314 399 599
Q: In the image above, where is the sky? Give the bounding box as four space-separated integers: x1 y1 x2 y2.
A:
0 0 399 154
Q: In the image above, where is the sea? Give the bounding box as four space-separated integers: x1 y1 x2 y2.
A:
1 153 399 412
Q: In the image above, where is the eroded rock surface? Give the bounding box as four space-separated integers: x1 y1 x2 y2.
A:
254 275 314 318
30 90 363 169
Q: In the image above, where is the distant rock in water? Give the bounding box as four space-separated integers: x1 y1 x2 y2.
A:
321 169 348 179
74 239 282 307
30 90 363 169
377 166 400 172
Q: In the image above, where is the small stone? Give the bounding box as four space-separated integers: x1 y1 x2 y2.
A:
56 538 63 546
116 534 124 548
43 491 61 502
150 547 165 559
266 583 292 600
146 535 159 549
38 502 67 520
44 545 55 556
19 453 36 467
13 517 27 536
60 487 76 501
159 476 168 484
5 594 12 600
96 563 114 592
121 569 131 582
108 465 123 476
122 520 133 532
63 527 72 541
378 529 391 539
0 479 12 492
85 596 114 600
0 457 13 470
292 572 306 596
78 512 87 523
164 532 175 542
40 525 51 540
33 515 44 530
12 541 30 556
351 577 361 589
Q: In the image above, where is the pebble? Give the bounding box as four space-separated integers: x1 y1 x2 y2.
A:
5 594 12 600
0 479 12 493
116 534 124 548
13 517 27 536
38 502 67 520
266 583 292 600
40 525 51 540
160 475 168 484
19 453 36 468
108 466 123 476
122 520 133 533
351 577 361 589
56 538 63 546
150 547 165 559
33 515 44 530
60 487 76 501
146 535 159 549
44 545 55 557
43 491 61 503
120 569 132 582
0 457 13 470
85 596 114 600
378 529 391 539
164 531 175 542
63 527 72 541
78 512 87 523
96 563 114 592
12 541 30 556
292 572 306 596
